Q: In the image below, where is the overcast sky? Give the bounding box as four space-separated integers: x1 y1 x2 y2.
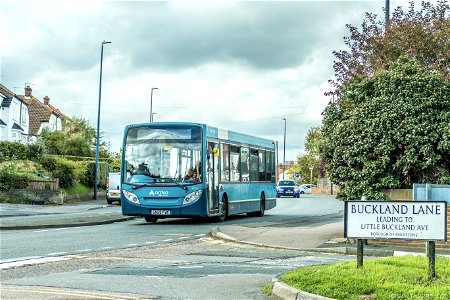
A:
1 0 419 161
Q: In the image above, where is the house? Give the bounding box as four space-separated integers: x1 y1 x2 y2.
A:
17 86 69 141
0 84 30 143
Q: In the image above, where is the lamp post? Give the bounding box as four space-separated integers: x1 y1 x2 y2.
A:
282 118 286 180
94 40 111 200
150 87 158 122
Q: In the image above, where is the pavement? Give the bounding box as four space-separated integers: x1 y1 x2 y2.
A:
1 199 449 300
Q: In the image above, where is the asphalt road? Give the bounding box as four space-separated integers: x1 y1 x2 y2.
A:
1 195 343 261
1 195 349 299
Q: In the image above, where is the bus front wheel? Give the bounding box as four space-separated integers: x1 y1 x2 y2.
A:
144 216 158 223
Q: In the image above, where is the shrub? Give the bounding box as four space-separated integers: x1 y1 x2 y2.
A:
40 156 77 188
26 141 47 161
0 165 30 191
0 141 28 161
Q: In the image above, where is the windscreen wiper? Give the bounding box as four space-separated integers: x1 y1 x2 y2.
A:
130 183 154 190
157 178 188 190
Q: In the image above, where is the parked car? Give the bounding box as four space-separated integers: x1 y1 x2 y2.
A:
106 172 121 205
276 180 300 198
299 184 316 194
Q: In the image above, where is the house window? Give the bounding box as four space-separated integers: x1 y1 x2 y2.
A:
12 102 19 122
21 106 28 127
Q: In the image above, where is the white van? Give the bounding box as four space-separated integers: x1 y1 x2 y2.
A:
106 172 121 205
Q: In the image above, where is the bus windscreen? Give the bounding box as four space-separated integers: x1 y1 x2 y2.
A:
124 125 202 184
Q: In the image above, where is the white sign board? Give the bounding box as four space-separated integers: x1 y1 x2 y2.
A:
345 201 447 241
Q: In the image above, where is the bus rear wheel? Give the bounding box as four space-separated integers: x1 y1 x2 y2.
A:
248 194 265 217
144 216 158 223
216 198 228 222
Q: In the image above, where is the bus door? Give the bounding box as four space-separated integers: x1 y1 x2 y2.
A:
206 141 220 214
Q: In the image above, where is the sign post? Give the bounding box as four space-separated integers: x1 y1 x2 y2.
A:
345 201 447 276
308 165 314 184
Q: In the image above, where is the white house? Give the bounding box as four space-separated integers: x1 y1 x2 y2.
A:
0 84 29 143
17 86 68 141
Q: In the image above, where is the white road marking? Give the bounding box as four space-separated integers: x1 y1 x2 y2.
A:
47 252 68 256
0 256 71 270
162 239 174 242
145 241 156 244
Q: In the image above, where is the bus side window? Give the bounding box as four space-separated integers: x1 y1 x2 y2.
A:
259 150 266 181
265 151 274 182
240 147 250 182
230 145 240 182
250 148 259 182
221 143 230 182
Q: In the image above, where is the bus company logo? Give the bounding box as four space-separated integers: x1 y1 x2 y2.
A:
149 190 169 197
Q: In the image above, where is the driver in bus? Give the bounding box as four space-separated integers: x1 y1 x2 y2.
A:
185 168 196 181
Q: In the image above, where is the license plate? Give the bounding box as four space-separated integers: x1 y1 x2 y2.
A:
286 190 293 193
151 209 171 216
110 193 119 197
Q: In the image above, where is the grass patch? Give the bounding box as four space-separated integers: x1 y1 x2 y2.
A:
281 255 450 300
262 283 272 296
61 182 91 195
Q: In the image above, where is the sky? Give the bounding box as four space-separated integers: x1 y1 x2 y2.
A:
1 0 420 161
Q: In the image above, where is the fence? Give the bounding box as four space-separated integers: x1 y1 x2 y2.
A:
27 178 59 190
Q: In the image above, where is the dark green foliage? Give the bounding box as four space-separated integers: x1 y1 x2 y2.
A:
328 1 449 98
26 141 47 161
0 141 28 161
38 116 99 156
0 166 30 191
322 57 450 199
40 156 77 188
0 141 47 162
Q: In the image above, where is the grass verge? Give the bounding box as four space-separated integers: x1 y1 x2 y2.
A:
281 255 450 300
61 182 91 195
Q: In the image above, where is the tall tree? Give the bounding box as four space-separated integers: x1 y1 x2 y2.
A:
328 0 449 98
39 116 98 157
322 56 450 200
304 127 323 158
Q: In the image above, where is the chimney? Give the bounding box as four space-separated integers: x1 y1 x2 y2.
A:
25 86 32 97
43 96 50 105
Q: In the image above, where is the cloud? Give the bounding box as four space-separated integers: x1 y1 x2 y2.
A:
1 0 393 161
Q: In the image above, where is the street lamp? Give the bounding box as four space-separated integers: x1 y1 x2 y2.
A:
94 40 111 200
150 87 158 122
282 118 286 180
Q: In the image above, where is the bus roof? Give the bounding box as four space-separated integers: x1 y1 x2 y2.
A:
124 122 276 149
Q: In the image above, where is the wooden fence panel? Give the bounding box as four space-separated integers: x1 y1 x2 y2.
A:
27 178 59 190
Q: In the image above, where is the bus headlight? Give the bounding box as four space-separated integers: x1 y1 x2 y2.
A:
183 190 203 205
123 190 140 204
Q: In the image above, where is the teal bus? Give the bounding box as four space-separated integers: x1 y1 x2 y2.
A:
120 122 277 223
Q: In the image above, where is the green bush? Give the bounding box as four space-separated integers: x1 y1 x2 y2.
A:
0 141 28 161
0 165 30 191
26 141 47 161
82 161 111 189
40 156 77 188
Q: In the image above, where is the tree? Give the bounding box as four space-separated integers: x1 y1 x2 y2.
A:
304 127 323 158
321 56 450 200
328 1 449 98
39 116 98 157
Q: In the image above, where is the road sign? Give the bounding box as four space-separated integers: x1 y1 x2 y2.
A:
309 165 314 171
294 172 300 178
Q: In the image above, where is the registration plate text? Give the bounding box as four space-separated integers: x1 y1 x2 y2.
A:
151 209 171 216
